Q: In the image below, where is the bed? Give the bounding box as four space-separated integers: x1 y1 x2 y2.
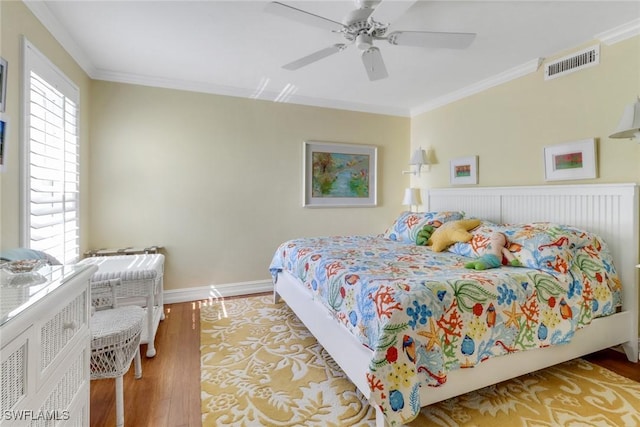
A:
269 183 639 427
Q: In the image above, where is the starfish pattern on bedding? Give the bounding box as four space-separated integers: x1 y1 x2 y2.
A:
503 301 524 329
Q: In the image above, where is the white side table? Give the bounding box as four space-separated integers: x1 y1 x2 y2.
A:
78 254 165 357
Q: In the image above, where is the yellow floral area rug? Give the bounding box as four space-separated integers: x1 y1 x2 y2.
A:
200 295 640 427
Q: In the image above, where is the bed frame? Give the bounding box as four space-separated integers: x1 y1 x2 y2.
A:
273 183 639 427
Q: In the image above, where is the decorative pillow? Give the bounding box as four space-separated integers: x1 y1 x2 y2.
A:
428 219 482 252
0 248 62 265
447 222 500 257
383 211 464 243
448 222 595 275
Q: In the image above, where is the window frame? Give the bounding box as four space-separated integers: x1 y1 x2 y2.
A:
21 37 81 264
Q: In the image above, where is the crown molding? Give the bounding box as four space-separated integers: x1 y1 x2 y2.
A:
93 69 410 117
24 0 638 119
596 18 640 45
25 1 407 117
23 1 98 76
410 58 543 117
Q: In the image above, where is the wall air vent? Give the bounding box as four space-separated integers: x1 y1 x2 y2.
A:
544 44 600 81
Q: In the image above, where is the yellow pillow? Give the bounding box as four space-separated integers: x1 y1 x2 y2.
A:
428 219 482 252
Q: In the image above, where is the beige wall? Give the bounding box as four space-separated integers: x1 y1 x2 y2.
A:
88 82 409 289
3 0 639 296
1 1 409 292
411 36 640 190
0 1 93 252
410 36 640 328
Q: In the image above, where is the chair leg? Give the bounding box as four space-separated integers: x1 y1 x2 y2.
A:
134 348 142 379
115 375 124 427
145 300 157 358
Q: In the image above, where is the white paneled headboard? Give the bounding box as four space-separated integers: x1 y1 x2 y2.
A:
427 183 639 315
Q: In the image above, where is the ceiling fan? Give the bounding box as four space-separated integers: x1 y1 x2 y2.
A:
265 0 476 81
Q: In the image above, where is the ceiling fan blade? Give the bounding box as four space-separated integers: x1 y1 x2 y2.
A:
361 47 388 81
387 31 476 49
283 44 347 70
368 0 417 26
265 2 344 32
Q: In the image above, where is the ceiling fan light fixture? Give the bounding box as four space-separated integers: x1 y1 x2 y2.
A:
356 33 373 50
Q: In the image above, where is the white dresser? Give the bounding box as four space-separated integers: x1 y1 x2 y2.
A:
1 264 97 426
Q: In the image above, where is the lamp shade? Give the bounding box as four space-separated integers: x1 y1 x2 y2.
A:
610 97 640 139
402 188 422 206
409 148 428 165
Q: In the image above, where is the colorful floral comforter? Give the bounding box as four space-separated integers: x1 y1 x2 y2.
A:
268 225 621 426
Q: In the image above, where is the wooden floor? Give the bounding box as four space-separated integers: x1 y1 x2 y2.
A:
90 299 640 427
90 301 203 427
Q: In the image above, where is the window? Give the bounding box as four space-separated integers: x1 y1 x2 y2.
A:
22 39 80 264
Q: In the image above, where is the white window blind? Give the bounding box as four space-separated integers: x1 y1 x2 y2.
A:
23 39 80 264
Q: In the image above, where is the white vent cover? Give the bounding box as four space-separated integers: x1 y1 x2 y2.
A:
544 44 600 80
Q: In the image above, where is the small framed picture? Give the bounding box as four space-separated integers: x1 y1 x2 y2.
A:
450 156 478 185
544 139 597 181
0 57 7 113
303 141 377 207
0 116 6 171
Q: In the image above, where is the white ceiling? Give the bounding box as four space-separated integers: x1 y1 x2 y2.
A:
26 1 640 117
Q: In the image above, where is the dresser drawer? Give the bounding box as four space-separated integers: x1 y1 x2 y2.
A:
62 382 89 427
38 289 88 383
32 342 88 427
0 327 33 414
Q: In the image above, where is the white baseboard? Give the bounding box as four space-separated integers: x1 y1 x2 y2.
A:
162 279 273 304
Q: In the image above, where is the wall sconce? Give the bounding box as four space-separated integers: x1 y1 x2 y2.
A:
402 148 430 176
610 96 640 141
402 188 422 212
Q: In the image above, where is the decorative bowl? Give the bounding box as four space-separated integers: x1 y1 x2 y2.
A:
2 259 45 274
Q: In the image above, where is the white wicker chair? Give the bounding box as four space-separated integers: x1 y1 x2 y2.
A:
90 279 145 427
